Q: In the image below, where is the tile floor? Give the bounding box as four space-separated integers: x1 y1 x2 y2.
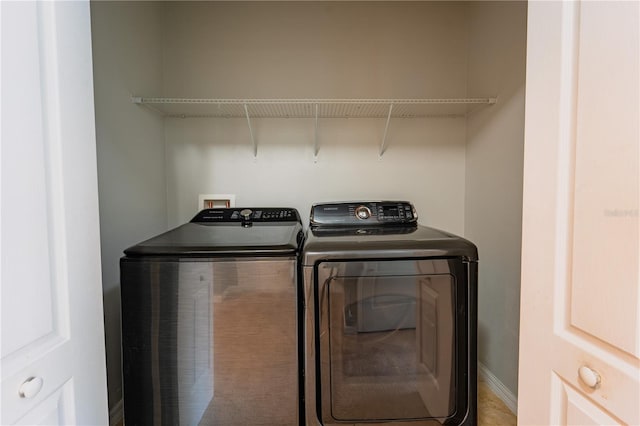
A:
478 379 518 425
116 382 517 425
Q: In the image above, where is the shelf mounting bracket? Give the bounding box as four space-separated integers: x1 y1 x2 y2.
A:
313 104 319 162
379 103 394 157
244 103 257 157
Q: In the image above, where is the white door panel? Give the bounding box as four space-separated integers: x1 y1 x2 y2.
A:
0 0 58 359
13 380 76 426
1 1 108 424
519 1 639 425
570 1 639 358
552 376 623 426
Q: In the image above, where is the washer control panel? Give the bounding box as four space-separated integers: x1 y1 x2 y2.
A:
310 201 418 227
191 208 300 223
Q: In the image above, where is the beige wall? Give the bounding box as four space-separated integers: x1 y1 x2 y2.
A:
91 1 167 409
161 2 469 99
161 2 470 231
465 1 527 397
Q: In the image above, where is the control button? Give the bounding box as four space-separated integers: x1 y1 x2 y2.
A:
355 206 372 220
240 209 253 220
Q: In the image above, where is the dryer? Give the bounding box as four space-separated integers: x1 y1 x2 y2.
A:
302 201 478 426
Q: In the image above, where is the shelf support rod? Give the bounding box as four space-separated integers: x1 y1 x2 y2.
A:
244 103 257 157
379 103 394 157
313 104 319 162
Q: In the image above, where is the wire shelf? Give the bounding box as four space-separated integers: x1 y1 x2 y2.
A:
131 97 497 118
131 96 497 158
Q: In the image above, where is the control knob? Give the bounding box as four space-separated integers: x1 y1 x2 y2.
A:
240 209 253 227
355 206 371 220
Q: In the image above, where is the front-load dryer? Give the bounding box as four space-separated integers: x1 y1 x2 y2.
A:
302 201 478 426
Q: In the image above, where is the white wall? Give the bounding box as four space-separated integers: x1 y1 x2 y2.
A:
165 118 467 231
465 1 527 398
91 1 167 410
161 2 470 231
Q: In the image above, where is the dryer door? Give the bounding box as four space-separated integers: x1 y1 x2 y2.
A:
314 258 471 425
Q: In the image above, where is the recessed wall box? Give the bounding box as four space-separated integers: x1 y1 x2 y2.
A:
198 194 236 210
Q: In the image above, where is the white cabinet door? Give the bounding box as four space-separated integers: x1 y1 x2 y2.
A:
1 1 109 424
519 1 639 425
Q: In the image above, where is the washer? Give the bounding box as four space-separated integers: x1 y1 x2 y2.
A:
120 207 303 426
302 201 478 426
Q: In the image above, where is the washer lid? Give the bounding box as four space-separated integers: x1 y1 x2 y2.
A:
124 211 303 257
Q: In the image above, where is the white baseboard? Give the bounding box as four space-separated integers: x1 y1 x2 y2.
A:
478 362 518 415
109 399 123 426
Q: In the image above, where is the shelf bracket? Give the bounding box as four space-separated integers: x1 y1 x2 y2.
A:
313 104 319 162
244 103 257 157
379 103 394 157
131 95 167 116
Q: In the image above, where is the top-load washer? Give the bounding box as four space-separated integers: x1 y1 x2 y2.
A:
302 201 478 426
120 207 303 426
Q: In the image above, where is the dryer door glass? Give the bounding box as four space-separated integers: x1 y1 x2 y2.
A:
316 259 465 423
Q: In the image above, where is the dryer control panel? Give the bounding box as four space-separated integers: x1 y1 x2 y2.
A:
310 201 418 227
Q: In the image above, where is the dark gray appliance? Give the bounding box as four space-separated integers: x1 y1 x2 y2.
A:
302 201 478 426
120 208 303 426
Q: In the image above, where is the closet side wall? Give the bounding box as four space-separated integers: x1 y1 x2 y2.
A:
465 1 527 400
161 2 470 231
91 1 167 411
